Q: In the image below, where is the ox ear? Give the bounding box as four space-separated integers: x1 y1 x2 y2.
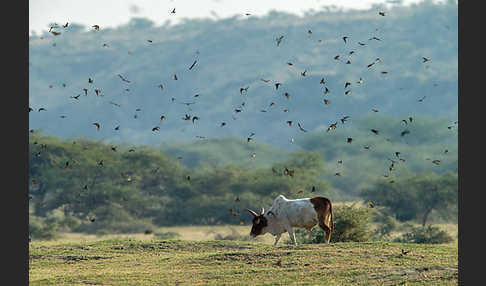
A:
247 209 258 217
260 208 265 215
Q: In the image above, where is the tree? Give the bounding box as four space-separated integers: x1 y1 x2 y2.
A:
362 172 457 226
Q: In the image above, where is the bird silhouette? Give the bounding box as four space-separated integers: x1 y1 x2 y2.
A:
188 60 198 70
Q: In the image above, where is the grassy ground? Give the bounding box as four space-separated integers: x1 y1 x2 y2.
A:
30 229 458 285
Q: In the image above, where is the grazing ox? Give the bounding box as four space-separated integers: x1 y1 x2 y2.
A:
248 195 334 245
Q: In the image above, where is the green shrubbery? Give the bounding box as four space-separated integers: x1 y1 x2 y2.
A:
292 204 373 244
29 214 60 241
394 225 454 244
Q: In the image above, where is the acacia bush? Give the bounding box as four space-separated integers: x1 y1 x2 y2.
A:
292 204 373 244
394 225 454 244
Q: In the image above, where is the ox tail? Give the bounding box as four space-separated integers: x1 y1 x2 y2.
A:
330 200 335 232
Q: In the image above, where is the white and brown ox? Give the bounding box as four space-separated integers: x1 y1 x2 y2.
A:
248 195 334 245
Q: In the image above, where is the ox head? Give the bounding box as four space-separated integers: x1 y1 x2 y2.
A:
248 208 267 237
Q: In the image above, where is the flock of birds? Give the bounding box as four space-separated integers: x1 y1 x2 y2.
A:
29 7 457 224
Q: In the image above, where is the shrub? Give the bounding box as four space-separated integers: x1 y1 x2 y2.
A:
372 208 400 240
154 231 180 240
394 225 454 244
29 214 60 241
291 203 373 244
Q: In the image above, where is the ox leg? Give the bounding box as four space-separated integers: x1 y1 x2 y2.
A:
287 227 297 246
273 234 281 246
318 223 331 244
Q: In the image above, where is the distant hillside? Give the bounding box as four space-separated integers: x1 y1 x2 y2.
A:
29 1 457 149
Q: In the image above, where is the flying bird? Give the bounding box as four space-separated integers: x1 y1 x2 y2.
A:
423 57 430 63
63 22 69 28
324 87 330 94
152 126 160 132
345 90 352 95
188 60 198 70
347 138 353 143
297 123 307 132
92 123 100 131
417 96 426 102
401 129 410 136
301 70 307 77
229 208 238 217
38 108 46 112
171 8 176 14
283 92 290 99
192 116 199 124
323 99 330 105
92 25 100 31
286 120 293 127
117 74 131 83
345 82 351 89
173 73 178 80
275 83 282 90
276 35 284 46
371 129 379 135
379 11 386 16
327 122 338 132
240 86 249 95
70 95 80 100
284 168 295 177
343 36 348 43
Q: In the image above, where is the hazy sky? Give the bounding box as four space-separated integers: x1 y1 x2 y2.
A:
29 0 441 35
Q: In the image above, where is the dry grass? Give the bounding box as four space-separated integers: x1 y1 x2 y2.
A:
29 239 458 285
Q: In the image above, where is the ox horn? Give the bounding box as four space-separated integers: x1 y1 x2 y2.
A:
247 209 258 217
260 208 265 215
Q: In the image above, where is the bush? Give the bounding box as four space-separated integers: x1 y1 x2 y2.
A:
372 208 400 240
394 225 454 244
292 203 373 244
29 214 60 241
154 231 180 240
